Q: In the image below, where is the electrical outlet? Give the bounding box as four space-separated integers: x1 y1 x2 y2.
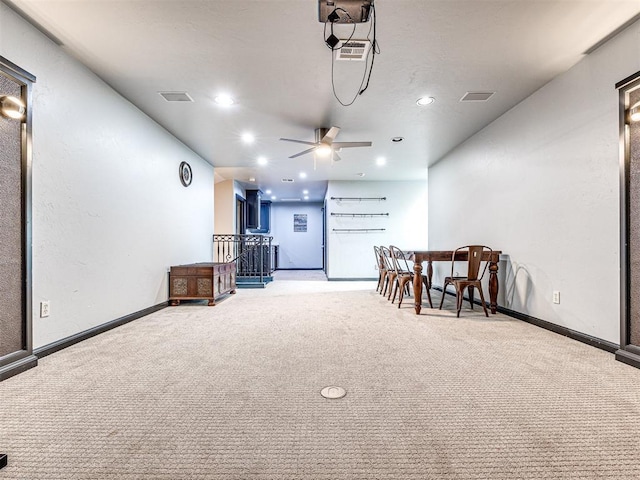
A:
552 291 560 304
40 301 50 318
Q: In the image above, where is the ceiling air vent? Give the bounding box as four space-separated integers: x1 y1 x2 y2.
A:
281 178 295 183
281 198 302 202
460 92 495 102
159 91 193 102
336 40 371 61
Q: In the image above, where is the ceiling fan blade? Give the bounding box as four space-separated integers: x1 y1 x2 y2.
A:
321 126 341 145
280 138 317 146
289 147 317 158
332 141 372 148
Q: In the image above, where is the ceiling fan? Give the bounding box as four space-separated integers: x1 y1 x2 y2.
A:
280 127 372 162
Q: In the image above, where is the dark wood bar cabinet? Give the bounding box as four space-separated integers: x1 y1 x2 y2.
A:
169 262 236 306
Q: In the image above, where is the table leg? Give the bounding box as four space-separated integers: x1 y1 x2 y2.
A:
413 261 423 314
489 258 499 314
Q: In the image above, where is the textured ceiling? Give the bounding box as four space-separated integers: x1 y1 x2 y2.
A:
5 0 640 201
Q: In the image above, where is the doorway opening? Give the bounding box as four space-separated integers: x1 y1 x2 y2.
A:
235 194 246 234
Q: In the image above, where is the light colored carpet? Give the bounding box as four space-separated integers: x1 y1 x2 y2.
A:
272 269 327 281
1 280 640 479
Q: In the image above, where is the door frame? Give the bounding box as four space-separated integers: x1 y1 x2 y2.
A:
0 56 37 381
616 69 640 369
235 194 246 234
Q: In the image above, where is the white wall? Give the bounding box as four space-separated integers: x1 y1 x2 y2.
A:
213 178 235 235
270 202 323 269
1 4 214 348
326 181 428 279
428 20 640 344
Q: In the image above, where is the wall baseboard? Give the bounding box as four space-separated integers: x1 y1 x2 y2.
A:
0 354 38 382
434 286 618 354
615 349 640 369
497 305 618 353
34 302 168 359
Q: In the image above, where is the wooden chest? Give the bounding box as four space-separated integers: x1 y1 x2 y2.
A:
169 262 236 306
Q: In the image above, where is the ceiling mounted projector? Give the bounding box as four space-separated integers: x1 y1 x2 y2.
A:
318 0 373 23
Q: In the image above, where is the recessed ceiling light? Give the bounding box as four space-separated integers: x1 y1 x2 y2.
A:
304 196 309 200
391 137 404 142
241 132 255 144
376 157 386 166
271 195 277 200
214 94 235 106
265 189 272 194
416 96 435 106
249 177 256 182
299 172 307 179
257 156 268 166
303 189 309 194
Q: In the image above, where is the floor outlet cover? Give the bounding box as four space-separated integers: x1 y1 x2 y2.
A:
320 386 347 399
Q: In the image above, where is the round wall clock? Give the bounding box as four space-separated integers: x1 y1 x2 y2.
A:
179 161 192 187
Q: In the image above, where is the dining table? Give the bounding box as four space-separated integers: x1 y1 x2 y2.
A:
408 250 502 315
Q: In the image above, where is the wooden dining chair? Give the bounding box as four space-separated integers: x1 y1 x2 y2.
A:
373 246 387 293
438 245 492 317
389 245 432 308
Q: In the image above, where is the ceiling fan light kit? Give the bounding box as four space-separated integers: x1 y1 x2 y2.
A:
316 144 333 157
280 127 372 163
